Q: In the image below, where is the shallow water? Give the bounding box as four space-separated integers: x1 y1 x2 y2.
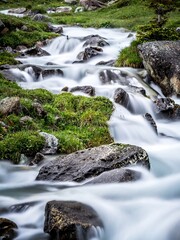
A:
0 26 180 240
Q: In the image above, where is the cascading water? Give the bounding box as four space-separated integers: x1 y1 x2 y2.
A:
1 26 180 240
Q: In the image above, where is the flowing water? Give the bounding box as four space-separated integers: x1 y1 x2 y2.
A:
1 27 180 240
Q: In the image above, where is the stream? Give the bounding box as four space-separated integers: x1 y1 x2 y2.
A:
0 26 180 240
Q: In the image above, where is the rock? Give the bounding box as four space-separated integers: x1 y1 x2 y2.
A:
39 132 58 155
138 41 180 96
44 201 103 240
114 88 132 111
0 97 20 116
0 69 21 82
86 168 141 184
154 97 180 120
20 116 33 125
176 27 180 33
48 23 63 34
4 46 13 53
99 69 128 85
144 113 158 134
77 47 103 61
23 46 50 57
96 59 115 66
41 69 63 78
36 143 150 182
70 85 95 96
80 0 106 10
8 7 26 14
32 102 47 117
0 217 18 240
32 14 49 21
61 86 69 92
16 45 28 51
83 35 109 48
128 85 146 96
56 6 72 13
30 152 45 165
21 25 28 31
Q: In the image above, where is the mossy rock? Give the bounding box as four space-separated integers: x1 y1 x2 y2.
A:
0 131 45 163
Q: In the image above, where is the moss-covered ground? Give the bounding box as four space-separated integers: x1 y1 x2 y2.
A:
0 76 114 163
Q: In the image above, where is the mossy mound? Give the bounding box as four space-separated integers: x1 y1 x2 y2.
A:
0 76 114 163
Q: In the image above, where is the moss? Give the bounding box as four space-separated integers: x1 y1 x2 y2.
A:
25 89 54 104
0 52 19 66
115 40 143 68
0 131 45 163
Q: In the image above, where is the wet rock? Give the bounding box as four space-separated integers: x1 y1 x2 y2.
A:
114 88 132 111
83 35 109 48
0 69 21 82
36 143 150 182
80 0 106 10
138 41 180 96
23 46 50 57
30 152 45 165
96 59 115 66
56 6 72 13
39 132 58 155
16 45 28 51
154 97 180 120
129 85 146 96
70 85 95 96
8 7 26 14
61 86 69 92
144 113 158 134
0 217 18 240
48 23 63 34
0 97 20 116
77 47 103 61
32 102 47 117
86 168 141 184
41 69 63 78
44 201 103 240
32 14 49 21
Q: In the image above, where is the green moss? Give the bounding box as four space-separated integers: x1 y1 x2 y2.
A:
0 52 19 66
115 40 143 68
0 131 45 163
25 89 54 104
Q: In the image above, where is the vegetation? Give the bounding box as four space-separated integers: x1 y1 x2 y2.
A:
0 76 114 163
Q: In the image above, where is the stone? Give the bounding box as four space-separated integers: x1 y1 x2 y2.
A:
20 116 33 124
39 132 58 155
77 47 103 61
80 0 106 10
21 25 28 31
30 152 45 165
99 69 128 85
144 113 158 134
56 6 72 13
36 143 150 182
70 85 95 96
75 6 84 12
86 168 141 184
114 88 132 111
138 41 180 96
24 46 50 57
32 102 47 117
32 14 49 21
64 0 77 4
96 59 115 66
44 201 103 240
0 69 21 82
48 23 63 34
41 69 63 78
0 97 20 115
83 35 109 47
0 217 18 240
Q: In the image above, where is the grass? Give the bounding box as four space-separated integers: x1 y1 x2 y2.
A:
0 76 114 163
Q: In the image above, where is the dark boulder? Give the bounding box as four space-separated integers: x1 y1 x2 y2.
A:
0 69 24 82
44 201 103 240
77 47 103 61
32 14 49 21
96 59 115 66
70 85 95 96
36 143 150 182
86 168 141 184
48 23 63 34
99 69 128 85
23 46 50 57
114 88 133 112
0 217 18 240
138 41 180 96
83 35 109 47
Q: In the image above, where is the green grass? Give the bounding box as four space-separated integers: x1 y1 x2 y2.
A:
0 77 114 163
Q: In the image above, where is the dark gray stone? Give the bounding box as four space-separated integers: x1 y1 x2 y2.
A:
44 201 103 240
23 46 50 57
83 35 109 47
144 113 158 133
138 41 180 96
0 218 18 240
0 97 20 115
70 85 95 96
86 168 141 184
77 47 103 61
36 143 150 182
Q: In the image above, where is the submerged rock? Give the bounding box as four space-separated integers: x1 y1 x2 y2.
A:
99 69 128 85
77 46 103 61
86 168 141 184
36 143 149 182
83 35 109 47
0 217 18 240
144 113 158 134
44 201 103 240
138 41 180 96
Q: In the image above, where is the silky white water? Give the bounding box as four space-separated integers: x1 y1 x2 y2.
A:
1 27 180 240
